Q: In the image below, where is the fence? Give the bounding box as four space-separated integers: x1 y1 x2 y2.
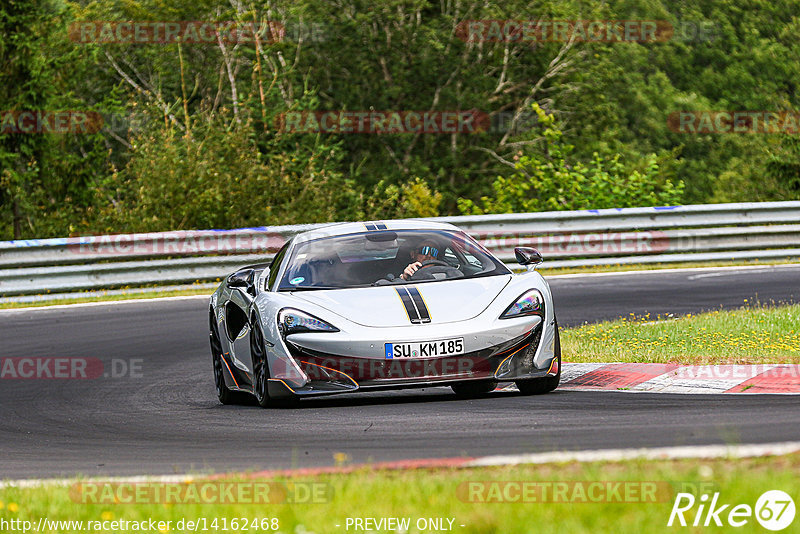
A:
1 202 798 295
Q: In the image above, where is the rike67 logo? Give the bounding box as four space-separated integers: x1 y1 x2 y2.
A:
669 490 795 531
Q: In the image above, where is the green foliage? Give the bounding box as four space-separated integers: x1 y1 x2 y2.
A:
359 177 443 220
0 0 797 239
0 0 112 238
710 131 800 203
766 134 800 195
93 119 353 232
458 105 684 214
0 0 59 238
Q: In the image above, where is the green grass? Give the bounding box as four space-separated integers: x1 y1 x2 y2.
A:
0 287 213 309
538 258 799 276
2 455 798 533
563 303 800 365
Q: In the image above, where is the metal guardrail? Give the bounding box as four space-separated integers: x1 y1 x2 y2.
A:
1 202 798 295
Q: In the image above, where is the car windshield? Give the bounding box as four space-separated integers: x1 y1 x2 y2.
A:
277 229 510 291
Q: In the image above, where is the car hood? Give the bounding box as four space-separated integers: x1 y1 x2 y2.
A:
291 275 512 327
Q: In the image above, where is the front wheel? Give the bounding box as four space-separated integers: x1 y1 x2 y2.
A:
250 322 271 408
515 320 561 395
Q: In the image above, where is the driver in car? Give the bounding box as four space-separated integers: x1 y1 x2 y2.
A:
400 241 462 280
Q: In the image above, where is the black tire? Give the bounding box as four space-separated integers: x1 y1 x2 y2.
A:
210 312 250 405
451 380 497 398
515 319 561 395
250 321 272 408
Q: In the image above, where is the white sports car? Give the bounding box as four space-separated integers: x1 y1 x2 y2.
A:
209 220 560 406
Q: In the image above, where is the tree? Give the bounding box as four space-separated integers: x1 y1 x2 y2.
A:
0 0 59 238
458 104 684 214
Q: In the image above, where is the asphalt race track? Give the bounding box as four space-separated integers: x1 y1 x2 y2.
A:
1 265 799 479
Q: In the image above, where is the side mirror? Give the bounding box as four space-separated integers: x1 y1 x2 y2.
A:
514 247 543 266
226 269 253 289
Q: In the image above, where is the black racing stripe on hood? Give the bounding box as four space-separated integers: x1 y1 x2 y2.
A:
395 287 420 323
406 286 431 322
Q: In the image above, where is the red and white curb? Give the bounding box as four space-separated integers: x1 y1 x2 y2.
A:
5 441 800 487
499 363 800 394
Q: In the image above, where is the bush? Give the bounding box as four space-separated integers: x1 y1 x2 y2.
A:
94 119 353 232
458 104 685 215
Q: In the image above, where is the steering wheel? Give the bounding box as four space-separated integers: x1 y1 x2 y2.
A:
407 259 458 281
420 259 449 268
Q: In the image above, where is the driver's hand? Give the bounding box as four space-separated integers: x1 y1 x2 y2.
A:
401 261 422 280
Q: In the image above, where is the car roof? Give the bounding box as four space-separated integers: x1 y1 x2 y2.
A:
292 220 461 244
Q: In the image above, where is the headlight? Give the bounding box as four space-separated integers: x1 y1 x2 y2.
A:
278 308 339 335
500 289 544 319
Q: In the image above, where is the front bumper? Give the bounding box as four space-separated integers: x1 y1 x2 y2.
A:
267 321 556 398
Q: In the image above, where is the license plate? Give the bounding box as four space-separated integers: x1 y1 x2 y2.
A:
385 338 464 359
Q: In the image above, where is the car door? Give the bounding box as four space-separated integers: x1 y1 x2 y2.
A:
220 267 257 386
223 241 291 381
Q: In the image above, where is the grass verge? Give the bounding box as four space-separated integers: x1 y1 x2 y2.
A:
0 287 213 309
538 258 799 276
1 455 798 533
563 303 800 365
